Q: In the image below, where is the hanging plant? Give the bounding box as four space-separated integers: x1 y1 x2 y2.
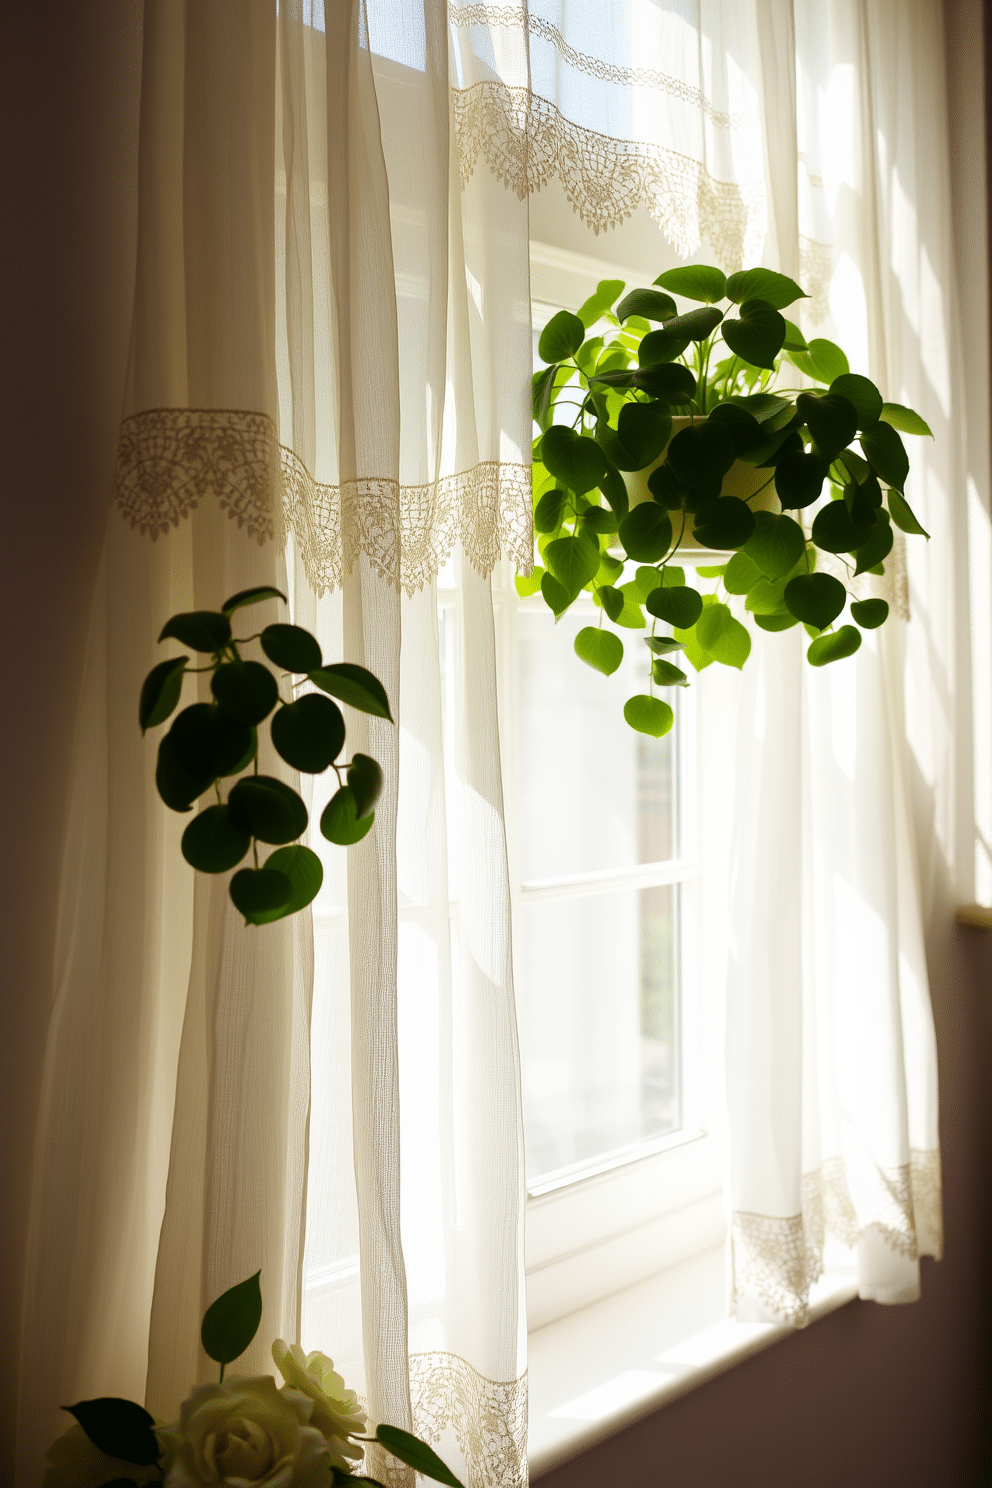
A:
524 265 933 737
140 586 392 924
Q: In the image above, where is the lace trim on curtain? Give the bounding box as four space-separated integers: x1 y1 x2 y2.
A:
450 5 758 132
452 81 765 267
731 1147 943 1325
798 236 833 327
409 1352 527 1488
113 409 533 596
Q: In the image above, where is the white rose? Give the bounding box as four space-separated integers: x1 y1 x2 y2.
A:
43 1421 163 1488
157 1375 330 1488
271 1342 366 1469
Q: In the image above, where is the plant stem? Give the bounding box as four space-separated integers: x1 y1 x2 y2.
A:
219 1363 226 1384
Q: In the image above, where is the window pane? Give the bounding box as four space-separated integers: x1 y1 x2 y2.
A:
520 884 680 1188
517 598 680 879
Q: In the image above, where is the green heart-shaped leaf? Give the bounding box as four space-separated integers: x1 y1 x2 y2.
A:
743 512 807 579
540 426 608 493
158 611 232 653
577 278 626 327
545 534 601 593
539 311 585 364
623 694 675 736
540 571 573 618
721 299 786 370
692 497 755 550
860 421 909 491
616 288 677 322
725 268 807 309
665 422 736 494
784 573 847 630
139 656 188 733
853 510 895 575
200 1272 263 1365
308 663 393 720
744 577 789 615
807 625 862 666
574 627 624 676
660 306 724 342
348 753 384 819
887 490 930 537
631 362 697 403
797 392 858 459
320 786 375 845
774 451 829 509
638 326 692 367
654 265 727 303
64 1400 160 1467
170 703 252 780
645 635 686 655
851 598 889 629
618 504 673 563
155 733 214 812
271 695 346 773
645 584 703 629
599 585 625 623
695 603 751 668
706 402 765 456
754 611 800 632
260 624 323 673
880 403 933 438
534 488 568 534
617 402 672 468
221 585 287 616
723 550 763 594
228 776 308 844
251 844 324 922
532 365 559 429
181 805 251 874
652 658 689 687
829 374 883 428
786 337 849 384
211 661 279 725
811 499 874 554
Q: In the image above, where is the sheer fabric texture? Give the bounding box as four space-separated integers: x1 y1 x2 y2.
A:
17 1 964 1482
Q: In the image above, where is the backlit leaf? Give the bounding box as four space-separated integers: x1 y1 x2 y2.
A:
574 627 624 675
807 625 862 666
200 1272 263 1365
623 695 675 736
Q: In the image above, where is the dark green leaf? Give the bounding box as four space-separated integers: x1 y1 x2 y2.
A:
64 1400 159 1467
617 402 672 468
743 512 807 579
618 504 673 563
247 844 324 923
309 663 394 721
598 459 629 517
211 661 279 725
887 490 930 537
228 776 309 844
754 611 800 632
784 573 847 630
155 732 213 812
139 656 188 733
706 402 765 456
623 694 675 736
725 268 807 309
797 391 858 460
721 299 786 370
787 337 849 384
853 509 895 574
807 625 862 666
783 319 808 351
660 306 724 342
532 365 559 429
645 635 686 655
880 403 933 438
582 506 619 534
652 658 689 687
692 497 755 550
200 1271 263 1364
851 598 889 629
628 363 697 402
541 571 573 618
574 627 623 675
726 392 794 425
376 1426 464 1488
348 753 383 819
646 584 703 628
541 426 608 493
811 499 874 554
545 534 601 593
260 624 323 673
647 462 684 509
616 288 677 322
666 422 736 492
271 694 346 773
230 868 293 922
171 703 252 780
539 310 585 363
599 585 625 622
695 603 751 668
860 421 909 491
221 585 287 616
774 451 829 509
723 551 763 594
158 611 232 653
638 326 692 366
181 805 251 874
534 488 568 533
577 278 626 327
829 374 883 428
654 265 727 303
320 786 375 845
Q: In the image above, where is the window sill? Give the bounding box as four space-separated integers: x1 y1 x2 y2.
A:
528 1245 859 1478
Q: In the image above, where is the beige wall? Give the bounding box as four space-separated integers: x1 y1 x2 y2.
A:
0 1 143 1466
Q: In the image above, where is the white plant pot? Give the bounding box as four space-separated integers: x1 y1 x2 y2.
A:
622 414 781 563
